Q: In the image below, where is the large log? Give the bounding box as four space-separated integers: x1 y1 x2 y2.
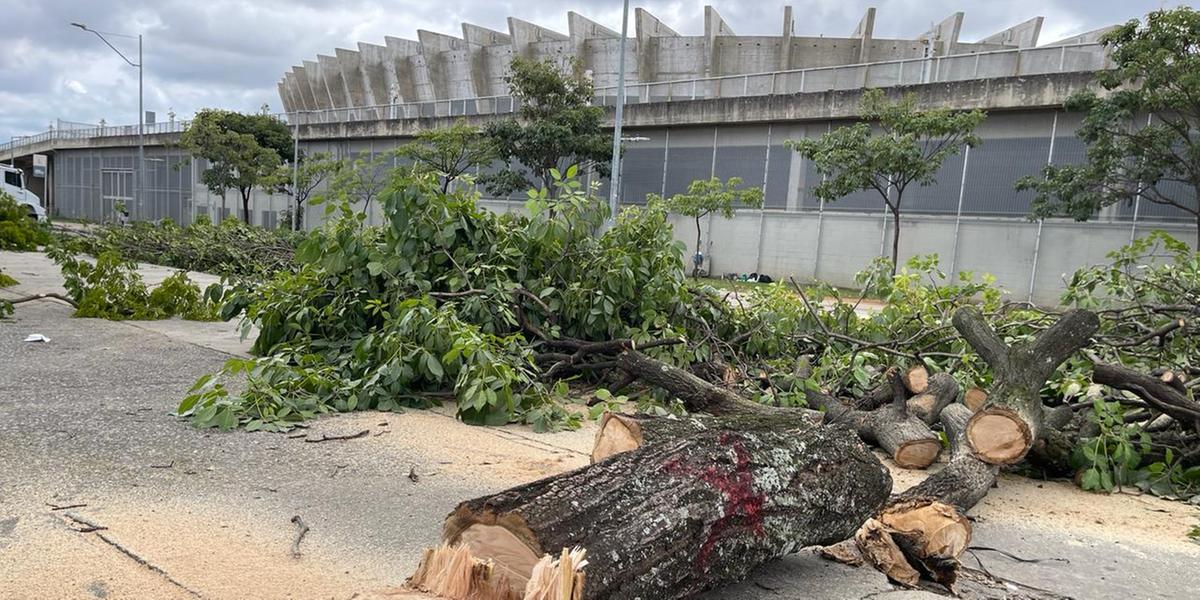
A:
900 403 998 510
590 411 819 463
952 307 1099 465
442 424 892 599
906 372 959 425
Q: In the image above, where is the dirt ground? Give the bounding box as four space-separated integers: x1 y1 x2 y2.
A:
2 249 1199 600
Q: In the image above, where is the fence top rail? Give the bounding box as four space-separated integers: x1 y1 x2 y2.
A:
1 42 1108 156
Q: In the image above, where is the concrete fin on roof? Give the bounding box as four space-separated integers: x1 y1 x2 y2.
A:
462 23 511 45
634 8 679 38
507 17 569 44
384 36 421 54
852 7 876 39
1043 24 1117 46
981 16 1043 48
417 30 466 52
704 5 735 37
567 11 620 40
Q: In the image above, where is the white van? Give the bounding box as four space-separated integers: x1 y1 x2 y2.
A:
2 164 48 222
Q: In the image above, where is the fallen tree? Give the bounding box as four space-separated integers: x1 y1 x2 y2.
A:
414 420 891 599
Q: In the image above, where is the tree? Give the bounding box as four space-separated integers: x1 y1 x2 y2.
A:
788 90 984 275
399 120 496 193
482 58 611 198
326 152 392 220
1016 7 1200 247
269 152 338 230
649 176 763 277
182 109 292 225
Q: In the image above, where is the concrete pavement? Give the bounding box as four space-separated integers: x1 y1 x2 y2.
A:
2 249 1199 599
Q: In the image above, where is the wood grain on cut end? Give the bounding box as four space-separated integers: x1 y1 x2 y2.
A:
962 387 988 412
966 408 1033 465
405 544 522 600
894 439 942 469
903 365 929 395
591 414 643 463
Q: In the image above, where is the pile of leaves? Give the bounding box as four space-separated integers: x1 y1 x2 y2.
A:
47 246 219 321
0 191 51 251
61 216 300 278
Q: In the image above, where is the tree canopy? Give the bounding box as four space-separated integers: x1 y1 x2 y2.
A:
649 177 764 276
788 90 984 274
481 58 611 197
1017 7 1200 246
399 120 496 193
181 109 292 225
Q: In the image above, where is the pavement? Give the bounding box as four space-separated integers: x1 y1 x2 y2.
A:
3 249 1200 600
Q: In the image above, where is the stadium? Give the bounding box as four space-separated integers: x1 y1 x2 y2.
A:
1 6 1194 303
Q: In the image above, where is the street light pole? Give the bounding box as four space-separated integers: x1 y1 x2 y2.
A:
605 0 630 230
72 22 143 221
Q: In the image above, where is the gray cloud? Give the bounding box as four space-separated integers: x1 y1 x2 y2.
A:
0 0 1184 137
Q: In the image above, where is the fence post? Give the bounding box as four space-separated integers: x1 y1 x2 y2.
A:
754 125 774 274
743 75 749 96
705 126 718 275
1027 112 1059 303
799 69 806 93
973 53 980 78
770 72 777 95
1059 45 1067 71
660 129 670 198
897 61 904 85
949 145 971 282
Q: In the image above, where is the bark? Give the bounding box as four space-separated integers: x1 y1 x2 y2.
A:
1092 360 1200 433
590 411 819 463
852 364 927 411
614 350 820 418
806 387 942 469
443 424 892 600
952 307 1099 465
906 372 959 425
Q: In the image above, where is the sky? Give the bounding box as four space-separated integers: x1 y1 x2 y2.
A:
0 0 1184 139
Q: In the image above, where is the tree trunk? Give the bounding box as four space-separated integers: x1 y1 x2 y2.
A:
693 216 703 277
890 206 901 276
1092 360 1200 433
241 188 252 225
900 403 998 510
952 307 1099 465
442 424 892 600
591 411 820 463
906 372 959 425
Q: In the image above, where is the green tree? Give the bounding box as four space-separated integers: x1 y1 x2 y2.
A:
788 90 984 274
269 152 338 230
399 120 496 193
482 58 611 197
1017 7 1200 247
326 152 392 220
181 109 292 225
649 176 763 277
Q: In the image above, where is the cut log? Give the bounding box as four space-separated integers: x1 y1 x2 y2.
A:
806 373 941 469
900 403 998 511
443 424 892 599
906 373 959 425
952 307 1099 465
1092 360 1200 433
962 387 988 412
902 365 930 395
590 411 819 463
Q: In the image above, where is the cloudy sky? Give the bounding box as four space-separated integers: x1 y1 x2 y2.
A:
0 0 1182 138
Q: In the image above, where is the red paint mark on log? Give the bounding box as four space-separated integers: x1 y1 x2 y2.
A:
696 433 767 569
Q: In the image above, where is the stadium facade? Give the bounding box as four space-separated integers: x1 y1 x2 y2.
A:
1 6 1195 304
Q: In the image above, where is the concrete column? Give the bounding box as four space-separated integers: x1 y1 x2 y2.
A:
461 24 509 98
634 8 679 84
291 66 318 111
303 60 333 110
317 54 350 108
277 80 295 113
918 12 964 56
334 48 368 108
981 17 1044 48
852 7 876 62
780 6 794 70
704 6 735 79
507 17 568 60
357 42 391 107
385 36 434 103
418 29 477 100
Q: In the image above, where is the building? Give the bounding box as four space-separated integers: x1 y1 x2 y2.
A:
0 6 1194 304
